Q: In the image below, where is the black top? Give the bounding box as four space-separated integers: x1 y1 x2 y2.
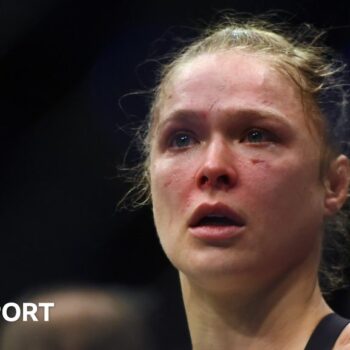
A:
304 313 349 350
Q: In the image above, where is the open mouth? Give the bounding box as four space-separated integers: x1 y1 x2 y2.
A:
195 215 243 227
189 204 246 229
188 205 246 241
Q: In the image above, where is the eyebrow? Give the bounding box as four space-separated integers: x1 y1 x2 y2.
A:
156 107 294 132
155 110 206 133
230 108 294 128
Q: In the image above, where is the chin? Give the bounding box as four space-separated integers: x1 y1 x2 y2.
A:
176 253 252 288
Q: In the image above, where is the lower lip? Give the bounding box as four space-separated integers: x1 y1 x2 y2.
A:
189 225 245 242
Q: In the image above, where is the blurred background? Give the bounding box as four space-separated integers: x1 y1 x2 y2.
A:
0 0 350 348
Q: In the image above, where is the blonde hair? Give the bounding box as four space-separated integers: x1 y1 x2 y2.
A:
124 15 350 293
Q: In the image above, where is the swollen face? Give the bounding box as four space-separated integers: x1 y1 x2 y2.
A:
149 51 326 292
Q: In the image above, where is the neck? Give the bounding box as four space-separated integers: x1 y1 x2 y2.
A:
180 265 331 350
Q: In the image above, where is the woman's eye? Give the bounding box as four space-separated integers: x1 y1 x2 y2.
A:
169 132 196 149
242 128 274 144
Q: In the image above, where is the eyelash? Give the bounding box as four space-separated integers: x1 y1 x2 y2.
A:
165 127 277 150
240 128 277 144
168 131 198 149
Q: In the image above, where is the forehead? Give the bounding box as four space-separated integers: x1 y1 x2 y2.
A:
158 51 305 123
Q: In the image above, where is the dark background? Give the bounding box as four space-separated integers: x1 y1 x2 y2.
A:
0 0 350 348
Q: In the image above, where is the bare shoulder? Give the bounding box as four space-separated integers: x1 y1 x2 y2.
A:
334 324 350 349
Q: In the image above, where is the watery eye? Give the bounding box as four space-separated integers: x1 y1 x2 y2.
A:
243 129 272 143
170 132 196 148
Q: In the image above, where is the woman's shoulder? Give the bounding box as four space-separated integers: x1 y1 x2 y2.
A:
334 323 350 349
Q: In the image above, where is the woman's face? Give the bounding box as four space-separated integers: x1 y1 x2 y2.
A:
149 51 327 291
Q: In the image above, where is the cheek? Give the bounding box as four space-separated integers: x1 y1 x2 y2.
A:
150 156 197 218
242 156 324 262
240 153 320 219
247 154 319 191
243 155 324 226
150 155 199 259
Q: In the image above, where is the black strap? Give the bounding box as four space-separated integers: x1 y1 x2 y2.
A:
304 313 349 350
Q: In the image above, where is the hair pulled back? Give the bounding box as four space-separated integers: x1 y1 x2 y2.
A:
125 14 350 293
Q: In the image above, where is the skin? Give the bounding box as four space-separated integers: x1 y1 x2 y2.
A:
149 51 350 349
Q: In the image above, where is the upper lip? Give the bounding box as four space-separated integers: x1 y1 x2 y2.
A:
188 203 246 227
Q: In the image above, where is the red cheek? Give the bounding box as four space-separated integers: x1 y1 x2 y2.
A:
248 158 272 175
163 179 173 188
183 190 197 212
170 172 198 212
160 164 194 200
250 158 265 165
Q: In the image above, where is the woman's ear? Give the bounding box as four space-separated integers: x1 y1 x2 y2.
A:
324 154 350 217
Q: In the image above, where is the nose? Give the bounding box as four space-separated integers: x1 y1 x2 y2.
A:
195 138 238 191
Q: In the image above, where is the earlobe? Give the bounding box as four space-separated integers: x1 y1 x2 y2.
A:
324 155 350 216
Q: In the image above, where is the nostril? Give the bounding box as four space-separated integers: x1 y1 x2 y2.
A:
218 174 230 185
199 175 209 186
198 173 232 188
